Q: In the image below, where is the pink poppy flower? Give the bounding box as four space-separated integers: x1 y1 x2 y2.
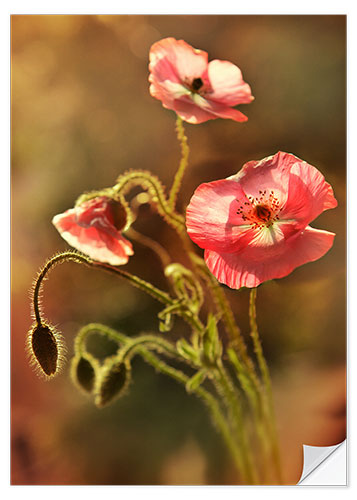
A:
149 37 254 124
186 152 337 288
52 197 133 266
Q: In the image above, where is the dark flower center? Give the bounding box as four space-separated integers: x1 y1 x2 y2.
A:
191 77 203 93
236 191 281 228
254 204 272 222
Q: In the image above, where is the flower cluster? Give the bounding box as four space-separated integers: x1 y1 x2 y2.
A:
52 37 337 289
29 34 340 485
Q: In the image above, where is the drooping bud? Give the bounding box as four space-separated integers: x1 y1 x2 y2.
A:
27 323 65 378
95 358 131 408
71 353 99 394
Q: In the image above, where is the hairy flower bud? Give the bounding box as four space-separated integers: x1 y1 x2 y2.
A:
71 353 99 394
95 358 131 408
27 323 65 378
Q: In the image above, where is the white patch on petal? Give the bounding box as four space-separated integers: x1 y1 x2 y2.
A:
249 223 285 248
164 81 191 98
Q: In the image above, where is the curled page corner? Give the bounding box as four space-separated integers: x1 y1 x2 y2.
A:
298 440 347 485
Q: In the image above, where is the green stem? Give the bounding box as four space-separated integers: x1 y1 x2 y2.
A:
168 116 190 210
249 288 282 484
214 361 258 484
76 171 185 232
116 334 180 363
93 262 204 333
144 350 245 476
114 170 186 230
125 227 171 268
75 323 244 477
32 251 93 325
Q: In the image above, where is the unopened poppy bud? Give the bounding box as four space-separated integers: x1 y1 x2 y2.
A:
71 353 99 394
27 323 65 378
95 359 131 408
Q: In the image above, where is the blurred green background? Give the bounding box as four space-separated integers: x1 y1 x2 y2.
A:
11 15 346 485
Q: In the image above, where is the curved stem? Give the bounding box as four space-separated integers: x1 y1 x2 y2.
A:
75 322 245 477
114 170 186 230
32 251 93 325
168 115 190 210
249 288 282 484
116 334 181 363
93 262 204 332
125 227 171 268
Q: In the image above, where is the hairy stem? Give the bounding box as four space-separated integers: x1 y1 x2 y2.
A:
114 170 185 230
75 323 245 477
249 288 282 483
32 251 93 325
214 361 258 484
168 116 190 210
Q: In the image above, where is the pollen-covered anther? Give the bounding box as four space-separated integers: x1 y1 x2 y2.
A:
26 322 66 379
236 190 281 227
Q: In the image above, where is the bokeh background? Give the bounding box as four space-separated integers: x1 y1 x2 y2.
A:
11 15 346 485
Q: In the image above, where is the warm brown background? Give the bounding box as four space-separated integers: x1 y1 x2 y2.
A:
11 15 346 485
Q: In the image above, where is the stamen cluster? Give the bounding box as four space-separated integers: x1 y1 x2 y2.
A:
236 190 281 229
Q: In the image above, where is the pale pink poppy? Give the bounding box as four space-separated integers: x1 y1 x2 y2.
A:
52 197 133 266
186 152 337 288
149 37 254 124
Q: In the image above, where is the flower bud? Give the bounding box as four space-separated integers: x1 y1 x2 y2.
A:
71 353 98 394
27 323 65 378
95 358 131 408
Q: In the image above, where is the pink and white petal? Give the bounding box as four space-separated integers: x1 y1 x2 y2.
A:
57 223 133 266
149 80 191 111
191 93 248 122
230 151 299 203
149 38 208 83
207 59 254 106
172 98 218 124
281 160 338 224
186 179 257 252
149 54 182 85
52 210 75 233
204 226 335 289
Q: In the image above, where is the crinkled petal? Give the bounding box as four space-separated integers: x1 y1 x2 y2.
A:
280 160 338 226
204 226 335 289
149 37 208 84
186 179 259 252
171 98 217 124
173 94 248 124
52 207 133 266
194 93 248 122
230 151 299 203
207 59 254 106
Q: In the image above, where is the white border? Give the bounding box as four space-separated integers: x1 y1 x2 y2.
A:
4 2 355 498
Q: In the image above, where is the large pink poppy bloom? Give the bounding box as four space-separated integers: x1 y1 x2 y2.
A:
186 152 338 288
149 37 254 124
52 197 133 266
